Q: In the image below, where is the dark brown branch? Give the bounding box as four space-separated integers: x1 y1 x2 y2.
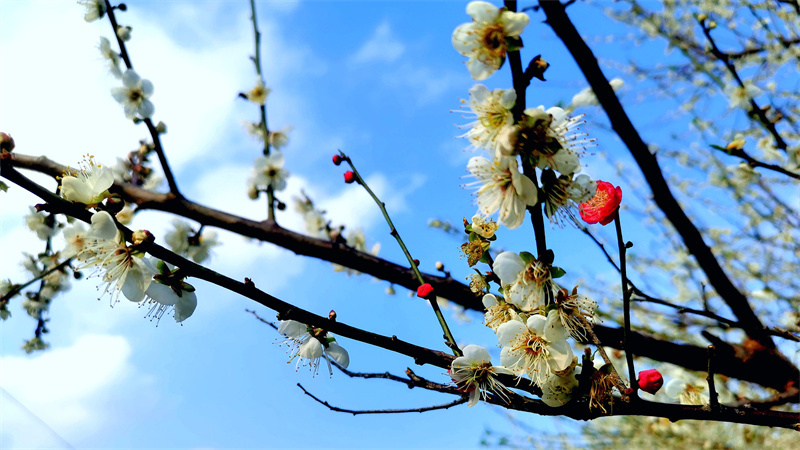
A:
297 383 467 415
0 258 72 303
6 153 799 393
539 0 775 349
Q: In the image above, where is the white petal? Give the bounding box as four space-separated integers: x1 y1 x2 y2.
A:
499 346 524 372
466 1 499 23
526 314 547 335
89 211 119 240
665 378 687 398
121 264 149 302
496 320 527 348
138 100 155 119
514 171 538 205
278 320 307 338
174 290 197 322
544 310 568 342
482 293 498 308
145 282 178 305
467 387 480 407
493 252 524 286
462 344 491 365
299 339 324 359
121 69 140 88
547 340 574 372
61 176 92 204
140 79 154 97
466 57 494 81
500 11 530 36
452 23 477 55
325 342 350 368
469 84 491 105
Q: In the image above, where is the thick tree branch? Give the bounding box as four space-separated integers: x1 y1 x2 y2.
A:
4 153 798 393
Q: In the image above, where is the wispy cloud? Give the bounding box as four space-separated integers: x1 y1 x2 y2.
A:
350 21 405 65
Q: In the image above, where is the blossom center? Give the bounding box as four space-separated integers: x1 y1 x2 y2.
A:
481 25 506 55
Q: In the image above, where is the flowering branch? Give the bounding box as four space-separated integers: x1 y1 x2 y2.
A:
338 151 461 357
697 16 789 153
247 0 276 221
0 257 72 303
103 0 181 197
709 144 800 180
539 0 775 349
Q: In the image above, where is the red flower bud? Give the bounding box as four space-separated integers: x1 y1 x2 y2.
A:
332 154 344 165
637 368 663 395
343 171 356 184
579 180 622 226
416 283 434 299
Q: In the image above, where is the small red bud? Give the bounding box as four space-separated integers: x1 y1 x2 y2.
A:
637 369 663 395
332 154 344 165
343 171 356 184
328 310 337 321
413 259 420 266
623 388 634 396
416 283 434 299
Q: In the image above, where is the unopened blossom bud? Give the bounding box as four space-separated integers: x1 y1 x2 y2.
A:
332 154 344 165
385 285 396 295
638 369 664 395
697 13 707 22
116 25 132 41
328 310 337 321
247 184 259 200
132 229 154 246
413 259 420 267
416 283 434 299
155 121 167 134
708 20 717 29
0 132 14 152
435 261 444 271
726 138 745 151
343 171 356 184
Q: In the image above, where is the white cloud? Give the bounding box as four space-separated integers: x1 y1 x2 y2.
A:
383 64 463 105
0 334 154 449
350 21 405 65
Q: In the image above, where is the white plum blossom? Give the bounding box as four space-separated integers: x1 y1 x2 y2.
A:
115 204 135 225
142 280 198 323
278 320 350 376
79 0 106 22
665 378 708 405
116 25 132 42
570 78 624 108
164 220 220 264
541 358 580 407
452 1 530 80
465 156 538 229
471 214 500 239
497 311 574 387
456 84 516 151
248 151 289 193
245 79 270 105
25 207 57 240
269 126 293 150
482 293 517 330
493 251 555 312
111 69 155 119
60 156 115 205
98 37 123 78
75 211 155 304
450 344 514 407
724 82 761 109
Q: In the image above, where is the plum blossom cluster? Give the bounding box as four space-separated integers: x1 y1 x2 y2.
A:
164 219 220 264
454 3 599 230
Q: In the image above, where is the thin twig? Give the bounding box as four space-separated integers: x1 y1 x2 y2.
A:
340 151 460 357
614 211 637 397
710 145 800 180
297 383 467 415
0 258 73 303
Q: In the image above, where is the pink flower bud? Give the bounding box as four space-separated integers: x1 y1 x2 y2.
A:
332 154 344 165
637 368 663 395
579 180 622 226
343 171 356 184
416 283 434 299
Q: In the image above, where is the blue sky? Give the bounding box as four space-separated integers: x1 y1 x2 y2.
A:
0 0 762 448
